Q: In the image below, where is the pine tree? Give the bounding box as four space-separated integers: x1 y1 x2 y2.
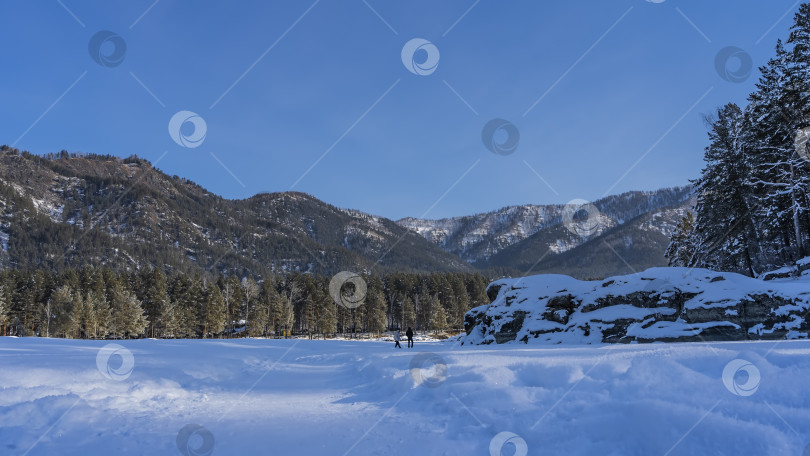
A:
429 294 448 333
348 291 365 338
220 276 243 337
161 298 181 338
785 8 810 257
467 275 490 309
450 276 470 331
116 290 148 338
690 103 761 275
277 297 295 338
202 283 226 338
278 277 301 337
241 277 259 336
747 40 809 264
88 291 111 339
672 6 810 273
256 279 284 337
366 276 387 335
139 268 169 338
665 213 697 267
0 286 8 336
71 293 94 338
248 288 270 337
402 296 416 331
48 285 75 338
314 287 337 338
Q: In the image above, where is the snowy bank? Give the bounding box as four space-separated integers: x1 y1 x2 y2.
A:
462 262 810 345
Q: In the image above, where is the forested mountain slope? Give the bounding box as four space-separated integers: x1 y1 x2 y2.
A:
0 148 470 277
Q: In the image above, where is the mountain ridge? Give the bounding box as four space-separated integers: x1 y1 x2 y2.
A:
0 147 693 278
0 148 470 276
397 186 693 271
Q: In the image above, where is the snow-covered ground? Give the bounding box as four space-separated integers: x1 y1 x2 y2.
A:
2 337 810 455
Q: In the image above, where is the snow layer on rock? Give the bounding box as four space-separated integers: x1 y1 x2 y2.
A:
462 266 810 345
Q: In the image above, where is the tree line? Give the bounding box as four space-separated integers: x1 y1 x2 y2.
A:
0 267 490 339
667 5 810 275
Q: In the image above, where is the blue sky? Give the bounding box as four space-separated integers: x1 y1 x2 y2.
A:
0 0 801 220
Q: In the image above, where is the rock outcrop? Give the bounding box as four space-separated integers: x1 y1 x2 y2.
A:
461 263 810 345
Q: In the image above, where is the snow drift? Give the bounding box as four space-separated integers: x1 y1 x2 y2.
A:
462 260 810 345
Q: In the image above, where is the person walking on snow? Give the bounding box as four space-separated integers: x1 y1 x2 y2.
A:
406 327 414 348
394 330 402 348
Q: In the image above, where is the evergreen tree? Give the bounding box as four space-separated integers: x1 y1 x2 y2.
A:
71 293 94 338
314 286 337 338
450 275 470 331
366 276 387 335
202 283 226 338
109 288 147 339
162 298 181 338
690 103 760 275
241 276 259 336
402 296 416 331
0 286 8 336
278 277 301 337
467 275 490 309
673 4 810 274
429 294 448 333
139 268 170 338
48 285 75 338
665 213 697 267
747 40 809 264
95 294 112 338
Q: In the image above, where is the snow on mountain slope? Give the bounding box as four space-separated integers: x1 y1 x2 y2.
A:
462 261 810 345
491 199 697 280
2 337 810 455
397 187 693 264
398 204 561 258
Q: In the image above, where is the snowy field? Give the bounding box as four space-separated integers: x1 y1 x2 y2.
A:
2 337 810 455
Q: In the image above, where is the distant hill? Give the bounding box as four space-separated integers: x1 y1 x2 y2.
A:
0 148 470 277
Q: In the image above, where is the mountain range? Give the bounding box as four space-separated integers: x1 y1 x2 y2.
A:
0 147 693 279
398 186 693 278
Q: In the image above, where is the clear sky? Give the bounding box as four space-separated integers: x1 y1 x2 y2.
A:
0 0 801 220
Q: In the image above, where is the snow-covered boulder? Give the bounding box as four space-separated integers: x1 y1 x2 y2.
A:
461 266 810 345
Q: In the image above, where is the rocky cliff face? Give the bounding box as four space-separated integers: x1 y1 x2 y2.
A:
461 261 810 345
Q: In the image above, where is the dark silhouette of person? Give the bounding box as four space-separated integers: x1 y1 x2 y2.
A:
406 327 414 348
394 330 402 348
